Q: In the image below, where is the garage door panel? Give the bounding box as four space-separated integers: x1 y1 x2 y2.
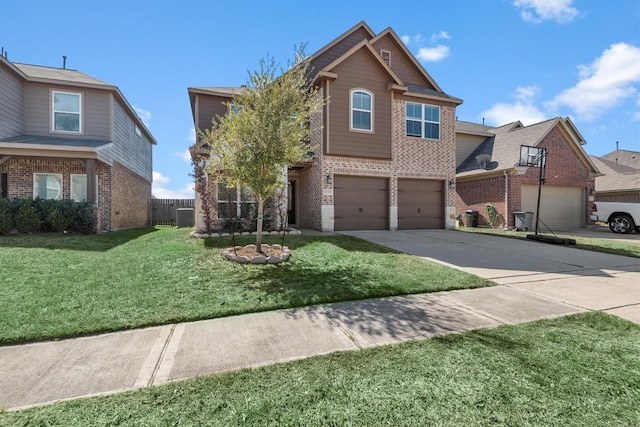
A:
334 176 388 231
398 179 444 229
521 185 584 229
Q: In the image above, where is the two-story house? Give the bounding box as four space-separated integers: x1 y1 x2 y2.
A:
190 22 462 232
0 54 156 231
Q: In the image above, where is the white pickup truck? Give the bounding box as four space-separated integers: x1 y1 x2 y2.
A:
591 201 640 234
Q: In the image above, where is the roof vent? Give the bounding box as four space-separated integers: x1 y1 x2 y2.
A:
380 49 390 66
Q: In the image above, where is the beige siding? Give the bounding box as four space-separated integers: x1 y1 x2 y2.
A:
455 133 487 167
327 49 392 158
24 82 112 140
0 62 25 137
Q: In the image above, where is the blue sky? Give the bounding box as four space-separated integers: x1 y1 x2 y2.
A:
1 0 639 198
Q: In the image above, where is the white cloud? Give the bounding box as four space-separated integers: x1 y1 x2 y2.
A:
417 45 450 62
152 171 194 199
401 35 410 45
546 43 640 120
430 31 450 43
133 106 152 128
176 149 192 163
481 86 548 126
188 127 196 144
514 0 580 23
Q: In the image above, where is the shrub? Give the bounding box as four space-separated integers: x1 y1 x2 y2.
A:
0 198 13 234
15 202 40 233
47 207 70 232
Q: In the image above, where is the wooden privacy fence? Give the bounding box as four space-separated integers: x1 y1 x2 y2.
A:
151 199 195 226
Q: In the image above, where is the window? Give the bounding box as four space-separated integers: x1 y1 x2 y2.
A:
229 104 244 114
33 174 62 200
71 174 98 202
52 91 82 133
350 89 372 131
134 124 142 138
405 102 440 139
217 180 256 219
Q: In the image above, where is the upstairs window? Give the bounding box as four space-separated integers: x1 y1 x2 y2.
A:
228 104 244 114
52 91 82 133
350 89 373 132
406 102 440 139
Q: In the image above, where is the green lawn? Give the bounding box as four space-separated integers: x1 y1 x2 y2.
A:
458 226 640 258
2 312 638 426
0 227 491 344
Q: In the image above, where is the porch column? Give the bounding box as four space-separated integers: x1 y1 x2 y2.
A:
86 159 97 204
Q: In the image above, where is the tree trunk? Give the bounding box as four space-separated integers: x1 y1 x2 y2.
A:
256 196 264 253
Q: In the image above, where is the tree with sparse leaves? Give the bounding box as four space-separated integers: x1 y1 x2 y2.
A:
199 46 323 252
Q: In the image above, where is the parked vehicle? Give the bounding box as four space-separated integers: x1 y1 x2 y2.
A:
591 202 640 234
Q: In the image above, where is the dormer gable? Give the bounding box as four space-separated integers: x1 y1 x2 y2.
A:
370 27 442 92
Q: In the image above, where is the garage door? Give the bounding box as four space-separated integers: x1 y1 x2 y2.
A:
398 179 444 229
521 185 584 229
334 176 388 230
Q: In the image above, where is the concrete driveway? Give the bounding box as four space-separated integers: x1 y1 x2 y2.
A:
340 229 640 324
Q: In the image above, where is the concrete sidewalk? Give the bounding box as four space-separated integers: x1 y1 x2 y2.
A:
1 229 639 411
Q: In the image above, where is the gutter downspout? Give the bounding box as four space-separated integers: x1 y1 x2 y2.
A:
504 170 509 227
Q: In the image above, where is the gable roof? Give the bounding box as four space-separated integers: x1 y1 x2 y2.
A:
370 27 442 92
591 154 640 193
311 21 462 106
0 55 156 145
456 117 599 178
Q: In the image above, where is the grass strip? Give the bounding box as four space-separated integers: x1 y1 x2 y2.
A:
2 312 638 426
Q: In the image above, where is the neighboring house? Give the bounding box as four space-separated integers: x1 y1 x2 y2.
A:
455 117 601 230
0 54 156 231
590 150 640 203
189 22 463 232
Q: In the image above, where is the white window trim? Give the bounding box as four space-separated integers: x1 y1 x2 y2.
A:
349 88 374 133
405 102 441 140
51 90 83 134
33 173 63 200
134 124 142 138
217 181 257 219
70 174 98 204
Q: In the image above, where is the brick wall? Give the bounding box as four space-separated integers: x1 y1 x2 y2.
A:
595 192 640 203
456 125 595 227
110 161 151 230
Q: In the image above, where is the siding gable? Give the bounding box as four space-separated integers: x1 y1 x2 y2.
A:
371 34 437 89
326 48 392 158
310 26 374 74
0 61 25 138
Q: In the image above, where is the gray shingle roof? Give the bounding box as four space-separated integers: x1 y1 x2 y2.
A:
601 149 640 169
13 63 110 86
591 155 640 192
456 118 558 176
0 135 112 148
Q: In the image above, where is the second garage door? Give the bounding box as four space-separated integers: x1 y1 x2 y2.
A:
398 179 444 229
521 185 584 229
334 176 388 230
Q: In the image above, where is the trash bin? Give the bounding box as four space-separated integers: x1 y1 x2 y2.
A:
514 211 534 231
176 208 195 228
524 212 534 231
465 210 479 227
